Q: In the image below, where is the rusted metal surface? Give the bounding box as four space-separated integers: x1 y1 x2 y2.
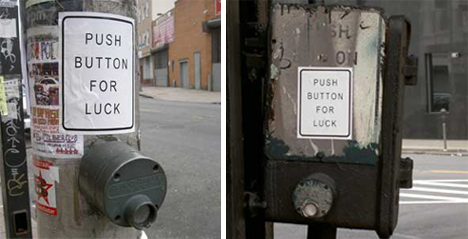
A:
266 4 386 165
292 174 336 219
227 0 247 238
377 15 412 238
228 2 415 239
399 157 413 189
238 0 273 238
261 4 414 238
264 160 378 229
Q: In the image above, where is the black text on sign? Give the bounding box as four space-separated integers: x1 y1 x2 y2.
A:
297 67 353 139
61 12 135 134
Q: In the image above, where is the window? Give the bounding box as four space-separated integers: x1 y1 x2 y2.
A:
458 1 468 28
434 0 449 33
426 53 451 113
435 0 448 9
145 1 149 18
145 30 149 46
140 32 148 47
142 57 152 79
212 29 221 63
155 49 168 69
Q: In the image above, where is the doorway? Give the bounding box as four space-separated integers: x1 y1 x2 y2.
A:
179 60 189 88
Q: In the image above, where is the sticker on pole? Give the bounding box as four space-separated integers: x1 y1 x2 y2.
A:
33 156 59 216
59 12 135 134
297 67 353 139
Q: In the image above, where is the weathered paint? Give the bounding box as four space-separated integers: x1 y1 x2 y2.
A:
266 4 386 165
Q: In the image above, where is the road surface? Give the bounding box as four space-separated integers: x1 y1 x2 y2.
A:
140 97 221 239
0 96 221 239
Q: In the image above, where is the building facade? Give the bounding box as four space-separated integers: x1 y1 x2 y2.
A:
151 9 174 87
167 0 221 91
358 0 468 140
137 0 153 85
306 0 468 140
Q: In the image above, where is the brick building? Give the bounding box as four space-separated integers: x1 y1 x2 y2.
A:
165 0 221 91
151 9 174 86
137 0 153 84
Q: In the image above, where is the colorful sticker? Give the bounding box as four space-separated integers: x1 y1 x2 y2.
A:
0 76 8 116
33 156 58 216
4 78 19 119
31 107 83 156
27 26 83 158
0 19 17 38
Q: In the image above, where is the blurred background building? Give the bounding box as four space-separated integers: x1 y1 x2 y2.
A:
138 0 221 91
137 0 154 85
278 0 468 141
357 0 468 140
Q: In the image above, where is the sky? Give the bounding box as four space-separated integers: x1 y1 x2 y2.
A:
152 0 176 20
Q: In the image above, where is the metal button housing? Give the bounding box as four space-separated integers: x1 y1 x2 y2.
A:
79 141 167 229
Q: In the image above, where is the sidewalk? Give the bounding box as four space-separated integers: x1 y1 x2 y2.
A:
139 86 221 104
402 139 468 156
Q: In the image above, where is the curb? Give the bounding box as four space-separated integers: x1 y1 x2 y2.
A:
139 92 221 104
402 149 468 156
139 93 154 99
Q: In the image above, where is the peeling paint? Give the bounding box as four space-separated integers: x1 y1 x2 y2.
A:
265 138 378 165
292 100 297 116
331 139 335 155
309 140 318 155
265 4 386 166
273 45 282 60
295 28 301 35
270 64 279 79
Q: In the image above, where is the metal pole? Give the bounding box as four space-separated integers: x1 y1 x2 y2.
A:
22 1 141 238
442 121 447 151
0 1 33 238
441 108 447 151
306 223 337 239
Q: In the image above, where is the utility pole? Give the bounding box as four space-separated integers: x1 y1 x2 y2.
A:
0 0 33 238
21 0 166 238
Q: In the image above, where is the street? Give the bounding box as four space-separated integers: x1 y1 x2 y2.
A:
0 96 221 239
275 154 468 239
139 97 221 239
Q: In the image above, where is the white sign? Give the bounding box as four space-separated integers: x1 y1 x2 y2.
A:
60 12 135 134
297 67 353 139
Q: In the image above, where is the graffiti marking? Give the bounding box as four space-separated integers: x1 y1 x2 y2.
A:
7 173 27 196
